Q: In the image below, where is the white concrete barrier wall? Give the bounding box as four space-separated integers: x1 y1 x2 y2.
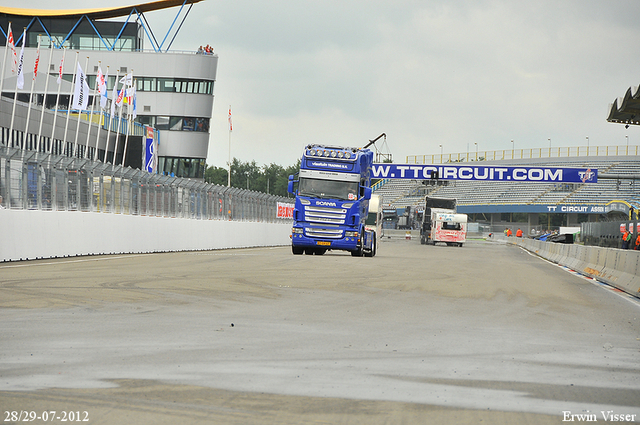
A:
510 238 640 298
1 210 292 262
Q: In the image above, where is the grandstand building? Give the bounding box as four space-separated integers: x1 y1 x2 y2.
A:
373 149 640 235
0 0 216 179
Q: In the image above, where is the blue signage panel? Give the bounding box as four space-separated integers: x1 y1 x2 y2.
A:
144 127 156 173
371 164 597 183
458 203 624 214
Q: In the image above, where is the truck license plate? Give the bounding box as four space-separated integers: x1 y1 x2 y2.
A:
316 241 331 246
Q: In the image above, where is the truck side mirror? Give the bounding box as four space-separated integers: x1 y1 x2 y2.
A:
287 174 297 194
363 187 372 200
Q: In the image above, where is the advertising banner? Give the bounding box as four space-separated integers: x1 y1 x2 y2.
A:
144 126 157 173
371 164 597 183
277 202 294 219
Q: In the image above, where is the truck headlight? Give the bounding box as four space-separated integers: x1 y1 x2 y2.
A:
345 231 358 237
292 228 303 234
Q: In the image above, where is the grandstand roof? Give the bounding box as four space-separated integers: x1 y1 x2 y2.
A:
0 0 204 20
607 85 640 127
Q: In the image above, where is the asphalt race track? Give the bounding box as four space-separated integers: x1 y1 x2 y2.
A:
1 238 639 424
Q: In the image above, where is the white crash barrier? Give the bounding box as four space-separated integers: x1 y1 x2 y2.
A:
510 238 640 298
1 209 292 262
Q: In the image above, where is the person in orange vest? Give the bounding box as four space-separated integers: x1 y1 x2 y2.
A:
622 230 631 249
516 228 523 238
635 234 640 250
506 228 512 237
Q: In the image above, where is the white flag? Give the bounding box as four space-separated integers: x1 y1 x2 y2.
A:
71 62 90 110
119 73 132 86
130 85 137 118
7 22 17 73
110 78 118 116
115 84 125 107
56 50 65 85
32 39 40 81
16 29 25 89
97 66 107 108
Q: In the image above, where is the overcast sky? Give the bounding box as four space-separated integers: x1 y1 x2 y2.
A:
22 0 640 168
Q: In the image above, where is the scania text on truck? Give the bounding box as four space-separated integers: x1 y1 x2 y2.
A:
288 144 376 257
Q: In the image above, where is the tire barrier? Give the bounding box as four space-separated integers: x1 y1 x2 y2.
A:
510 238 640 298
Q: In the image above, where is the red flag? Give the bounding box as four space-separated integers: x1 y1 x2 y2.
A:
228 107 232 132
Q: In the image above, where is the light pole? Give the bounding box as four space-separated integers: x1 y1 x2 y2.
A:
474 142 478 161
511 139 514 157
586 136 589 155
439 144 443 161
626 135 629 155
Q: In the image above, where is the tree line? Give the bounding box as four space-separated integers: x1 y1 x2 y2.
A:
204 158 300 198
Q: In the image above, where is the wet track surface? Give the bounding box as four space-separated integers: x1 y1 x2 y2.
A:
1 238 639 424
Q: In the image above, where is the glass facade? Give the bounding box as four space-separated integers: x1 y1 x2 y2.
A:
158 157 206 179
137 77 214 95
139 116 209 132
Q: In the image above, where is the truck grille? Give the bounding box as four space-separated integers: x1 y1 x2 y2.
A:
305 226 343 239
304 206 346 225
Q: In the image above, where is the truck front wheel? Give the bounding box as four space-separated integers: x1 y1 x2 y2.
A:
292 246 303 255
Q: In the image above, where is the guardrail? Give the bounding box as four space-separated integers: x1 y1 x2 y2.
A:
0 146 293 223
509 238 640 299
407 145 640 164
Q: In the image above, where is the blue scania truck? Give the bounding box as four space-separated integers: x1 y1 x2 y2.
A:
288 144 377 257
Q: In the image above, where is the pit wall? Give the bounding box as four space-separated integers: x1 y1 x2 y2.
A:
509 238 640 298
1 210 292 262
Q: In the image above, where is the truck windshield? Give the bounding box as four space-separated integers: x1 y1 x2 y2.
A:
298 177 359 201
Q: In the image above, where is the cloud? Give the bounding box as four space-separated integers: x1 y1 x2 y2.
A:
19 0 640 167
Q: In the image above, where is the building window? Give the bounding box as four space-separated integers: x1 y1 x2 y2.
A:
137 77 213 94
156 116 170 130
134 115 209 132
158 156 206 179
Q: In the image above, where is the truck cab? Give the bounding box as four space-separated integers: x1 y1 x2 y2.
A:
288 144 376 257
428 209 467 247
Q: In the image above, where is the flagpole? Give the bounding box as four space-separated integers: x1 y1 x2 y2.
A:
85 61 99 159
228 105 231 187
122 72 134 167
63 51 79 156
0 22 12 104
24 36 41 151
36 36 54 153
113 78 125 166
50 47 65 154
94 65 107 161
73 56 89 157
9 28 26 149
104 69 118 163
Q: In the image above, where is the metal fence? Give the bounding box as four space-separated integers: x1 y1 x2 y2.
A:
0 146 294 222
